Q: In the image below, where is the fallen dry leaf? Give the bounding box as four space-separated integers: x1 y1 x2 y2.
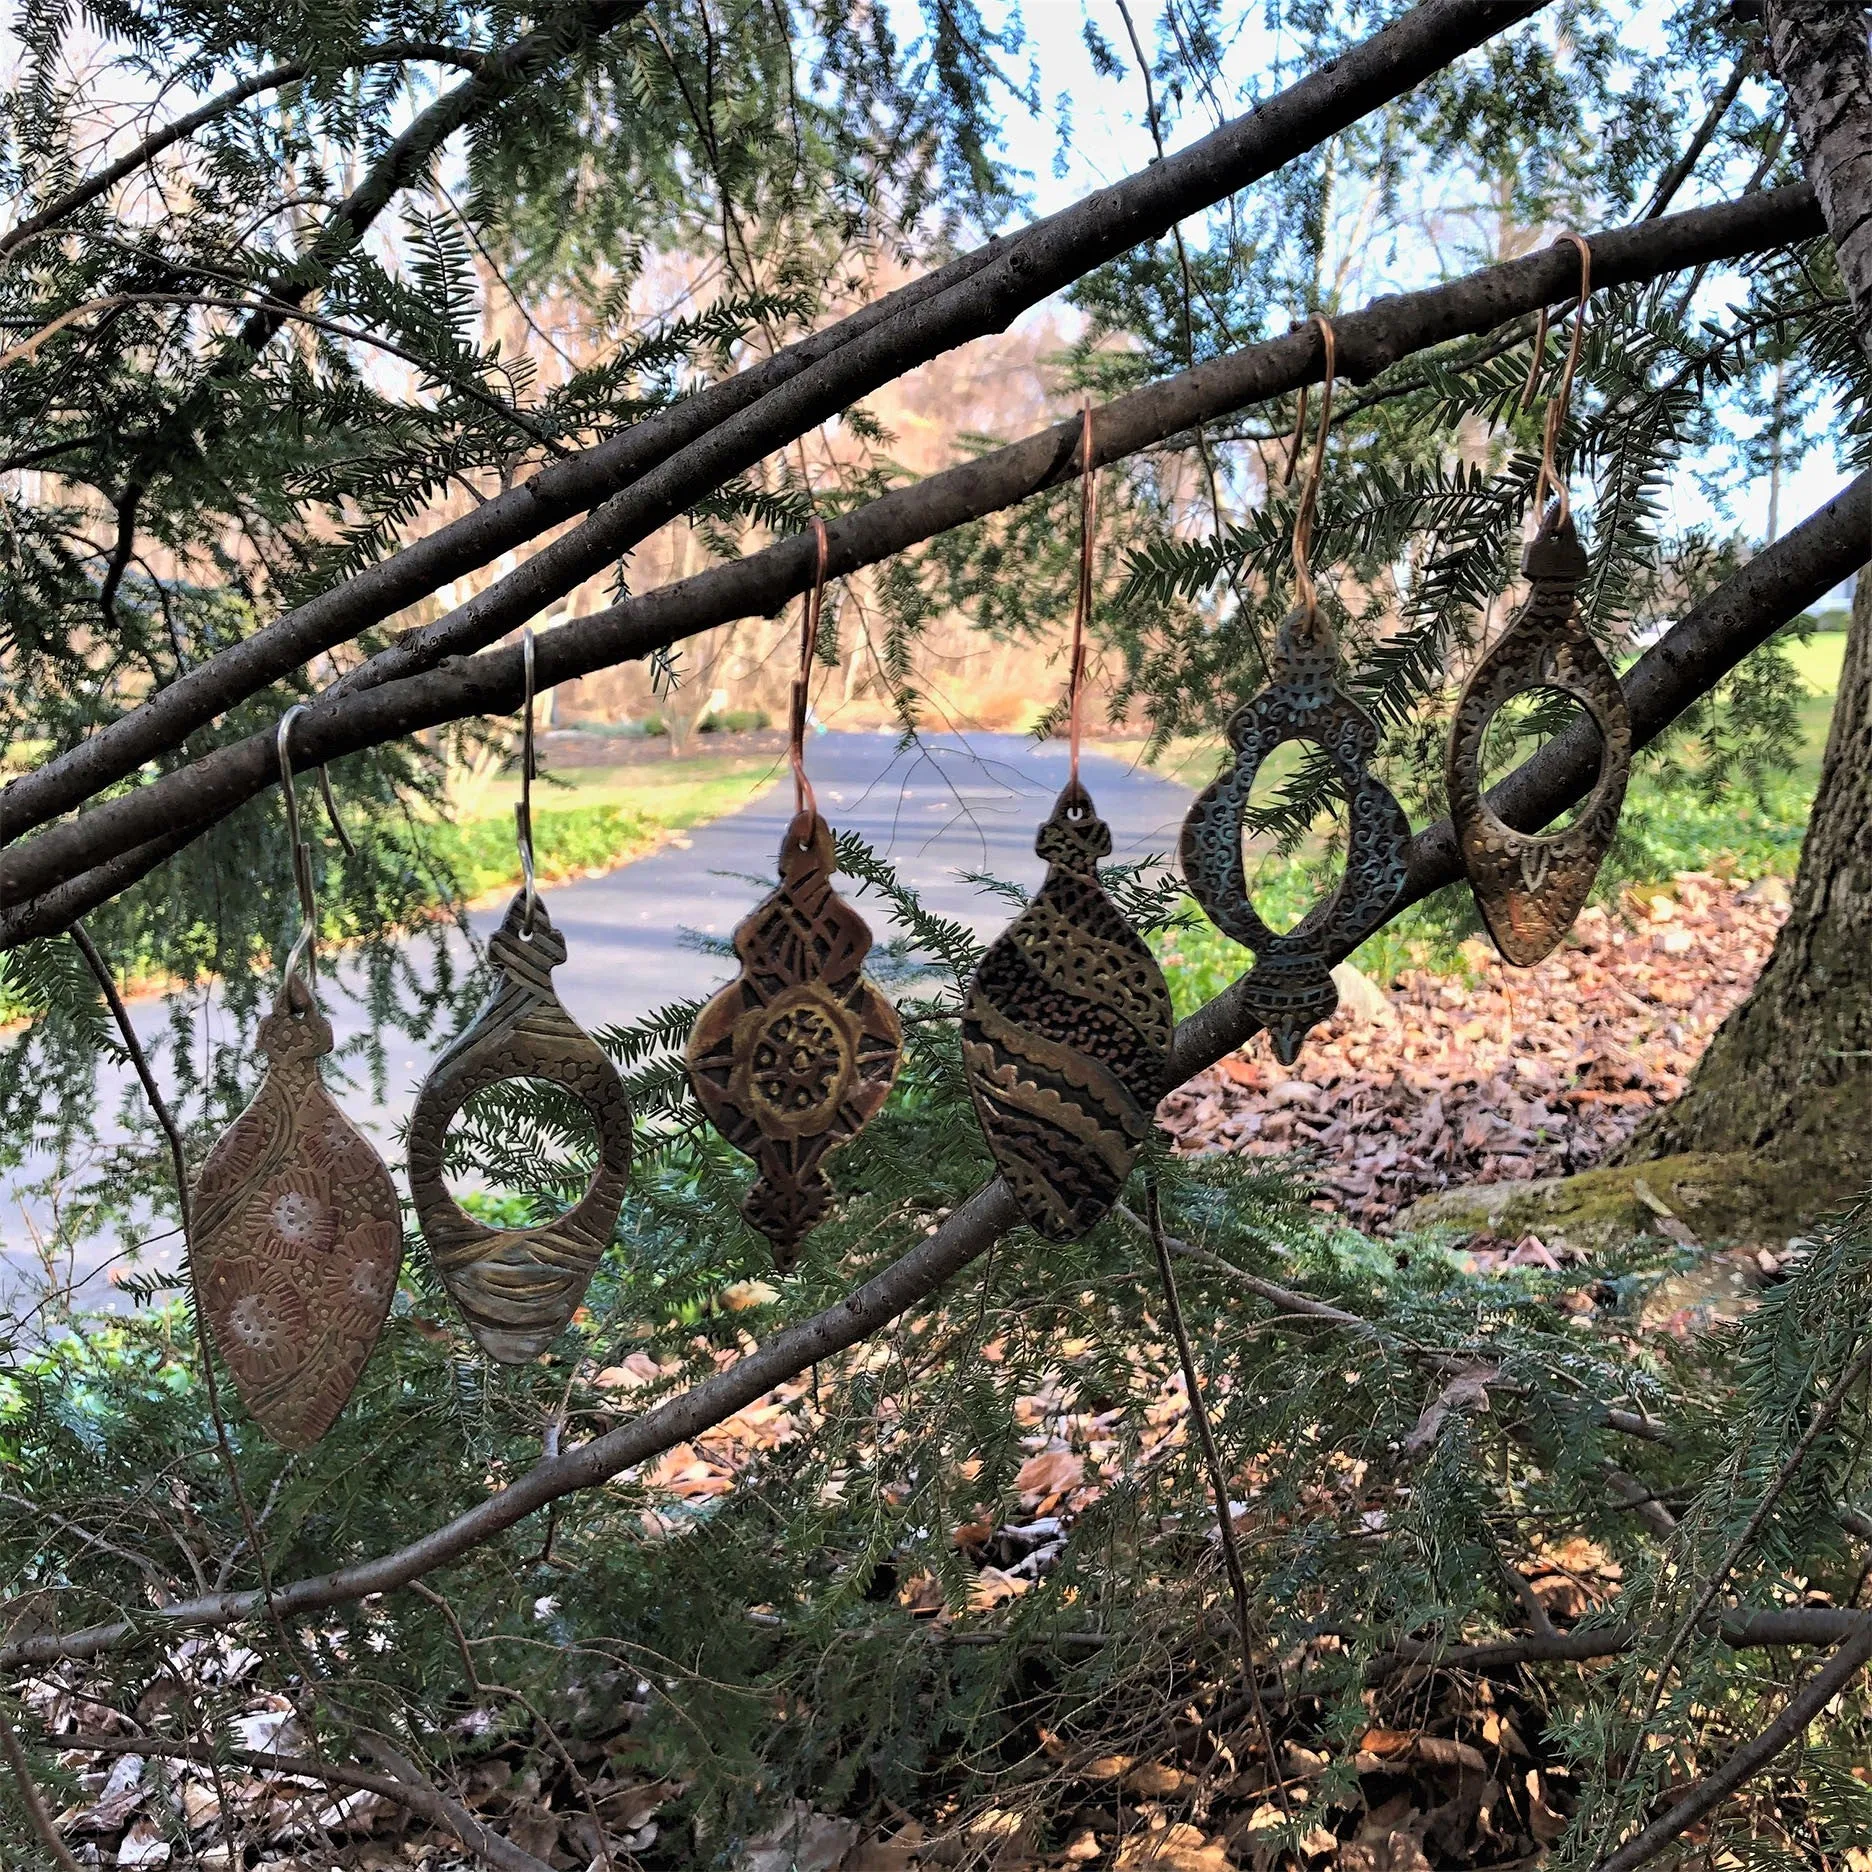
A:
1159 878 1786 1225
1115 1821 1231 1872
1014 1448 1085 1503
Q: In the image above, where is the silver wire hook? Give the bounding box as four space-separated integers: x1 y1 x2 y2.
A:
276 705 319 1000
515 629 538 936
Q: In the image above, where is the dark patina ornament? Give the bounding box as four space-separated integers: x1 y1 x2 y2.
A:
963 781 1174 1241
1446 509 1631 966
190 980 402 1450
409 892 633 1362
687 810 902 1268
1179 602 1411 1066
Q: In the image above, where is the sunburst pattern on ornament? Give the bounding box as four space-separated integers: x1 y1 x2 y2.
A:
205 1259 308 1385
243 1166 338 1256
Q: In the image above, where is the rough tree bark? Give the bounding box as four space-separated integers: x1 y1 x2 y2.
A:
1626 0 1872 1191
1629 573 1872 1185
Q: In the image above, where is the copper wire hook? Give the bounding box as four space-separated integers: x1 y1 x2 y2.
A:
276 705 320 1001
1530 232 1593 530
1290 314 1336 618
515 628 538 934
790 520 829 827
1068 406 1097 791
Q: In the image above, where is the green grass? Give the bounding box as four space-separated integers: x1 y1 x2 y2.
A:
435 755 779 898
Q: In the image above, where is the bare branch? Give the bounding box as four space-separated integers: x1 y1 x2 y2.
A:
61 1734 553 1872
0 46 487 264
0 0 1554 846
0 1702 84 1872
0 184 1829 919
1592 1620 1872 1872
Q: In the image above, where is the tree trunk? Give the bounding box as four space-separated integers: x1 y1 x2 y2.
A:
1626 574 1872 1185
1624 1 1872 1194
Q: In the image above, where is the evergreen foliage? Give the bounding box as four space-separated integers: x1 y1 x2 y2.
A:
2 0 1871 1865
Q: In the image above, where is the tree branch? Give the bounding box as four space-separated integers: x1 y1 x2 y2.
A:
0 45 487 264
1642 54 1752 219
1591 1619 1872 1872
0 473 1863 1674
0 0 1552 846
0 1702 84 1872
59 1734 553 1872
0 183 1828 924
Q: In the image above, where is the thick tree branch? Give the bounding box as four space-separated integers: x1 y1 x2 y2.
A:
0 0 1551 846
0 45 487 264
0 476 1860 1675
0 183 1827 927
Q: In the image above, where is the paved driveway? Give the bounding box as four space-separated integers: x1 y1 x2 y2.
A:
3 732 1194 1312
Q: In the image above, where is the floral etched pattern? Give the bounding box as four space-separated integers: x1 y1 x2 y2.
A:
189 984 402 1450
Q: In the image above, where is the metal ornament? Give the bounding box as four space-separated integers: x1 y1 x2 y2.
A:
963 781 1174 1241
1178 316 1409 1066
189 710 401 1449
1446 232 1630 967
408 630 634 1362
409 892 634 1361
686 810 903 1267
1179 601 1411 1065
1446 509 1631 965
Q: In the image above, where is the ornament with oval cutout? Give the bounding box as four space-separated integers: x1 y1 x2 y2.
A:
408 893 634 1362
1446 507 1630 965
1179 602 1411 1066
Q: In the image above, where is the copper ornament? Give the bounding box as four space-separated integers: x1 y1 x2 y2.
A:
408 892 633 1362
1446 508 1631 966
1179 602 1411 1066
963 781 1174 1241
687 810 902 1268
189 979 403 1450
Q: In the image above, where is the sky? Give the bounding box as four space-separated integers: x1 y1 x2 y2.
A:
886 0 1853 581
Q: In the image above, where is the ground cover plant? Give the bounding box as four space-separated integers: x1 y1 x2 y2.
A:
3 1 1872 1868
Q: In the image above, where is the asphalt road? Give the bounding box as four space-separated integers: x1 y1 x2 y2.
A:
2 732 1195 1313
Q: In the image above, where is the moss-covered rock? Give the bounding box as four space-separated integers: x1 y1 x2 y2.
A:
1396 1151 1820 1252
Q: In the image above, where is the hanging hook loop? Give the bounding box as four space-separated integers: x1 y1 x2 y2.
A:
276 705 320 1005
790 520 829 829
1290 314 1337 619
1067 405 1098 792
1528 232 1593 531
515 627 539 936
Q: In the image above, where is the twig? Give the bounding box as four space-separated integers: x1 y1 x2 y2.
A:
1620 1334 1872 1777
64 1733 553 1872
1593 1620 1872 1872
1141 1179 1294 1817
0 1702 84 1872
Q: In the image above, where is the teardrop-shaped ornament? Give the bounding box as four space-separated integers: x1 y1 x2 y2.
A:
408 893 634 1362
963 781 1174 1241
189 979 403 1450
1446 509 1631 966
687 810 903 1268
1179 602 1411 1066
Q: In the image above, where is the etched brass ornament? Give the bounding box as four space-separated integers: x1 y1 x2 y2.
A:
1179 602 1411 1066
408 893 633 1362
189 980 402 1450
1446 509 1631 966
687 810 902 1267
963 781 1174 1241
